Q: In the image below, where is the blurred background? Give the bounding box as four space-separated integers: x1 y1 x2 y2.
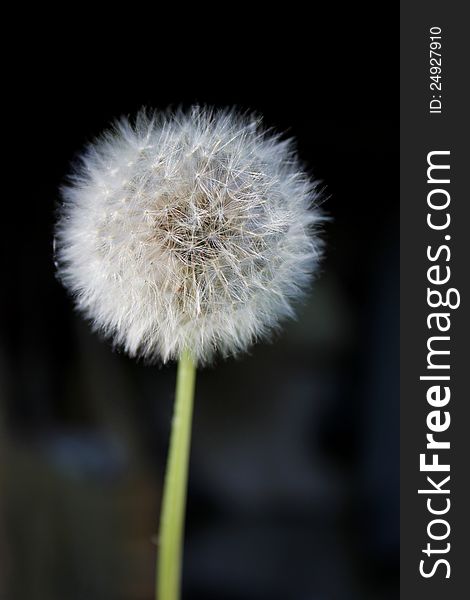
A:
1 8 398 600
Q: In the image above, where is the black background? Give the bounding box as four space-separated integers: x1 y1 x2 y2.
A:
2 8 398 600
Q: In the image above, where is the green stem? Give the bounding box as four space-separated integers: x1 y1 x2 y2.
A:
157 349 197 600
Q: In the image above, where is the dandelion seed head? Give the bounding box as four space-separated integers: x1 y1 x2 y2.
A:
55 107 324 364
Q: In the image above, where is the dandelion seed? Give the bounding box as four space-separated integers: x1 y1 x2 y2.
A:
55 106 323 365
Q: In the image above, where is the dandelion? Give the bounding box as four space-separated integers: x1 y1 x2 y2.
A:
55 106 324 600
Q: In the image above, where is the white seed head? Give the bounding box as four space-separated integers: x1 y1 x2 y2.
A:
55 107 323 364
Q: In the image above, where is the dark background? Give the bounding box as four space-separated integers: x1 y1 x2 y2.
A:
2 8 398 600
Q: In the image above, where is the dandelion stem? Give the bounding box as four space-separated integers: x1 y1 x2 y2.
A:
157 348 196 600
